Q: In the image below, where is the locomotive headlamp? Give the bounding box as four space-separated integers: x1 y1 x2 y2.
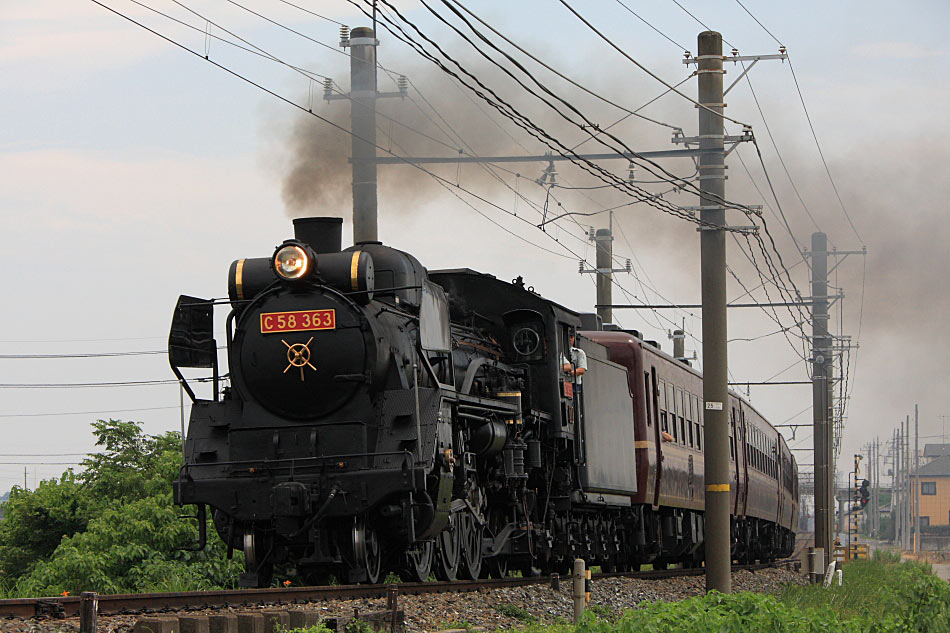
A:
273 241 313 281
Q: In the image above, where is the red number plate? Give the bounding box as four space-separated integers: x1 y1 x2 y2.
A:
260 309 336 334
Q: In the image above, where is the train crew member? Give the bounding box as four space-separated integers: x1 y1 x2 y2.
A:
561 332 587 382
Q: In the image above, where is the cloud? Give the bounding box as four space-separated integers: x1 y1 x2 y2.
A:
850 41 944 59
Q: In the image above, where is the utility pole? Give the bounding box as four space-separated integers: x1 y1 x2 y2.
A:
23 467 27 491
915 404 920 553
892 429 898 544
579 213 631 325
810 231 833 560
696 30 730 594
327 26 406 244
348 26 377 243
906 414 912 550
877 438 882 536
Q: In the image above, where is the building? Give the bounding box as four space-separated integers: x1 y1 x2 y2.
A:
911 455 950 528
923 444 950 464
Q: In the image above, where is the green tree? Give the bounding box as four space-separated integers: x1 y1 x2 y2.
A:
1 419 243 597
0 472 90 580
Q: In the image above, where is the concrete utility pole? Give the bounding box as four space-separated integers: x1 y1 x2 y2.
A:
810 232 834 561
580 215 631 325
877 438 882 536
892 429 898 543
595 229 614 325
897 424 907 549
915 404 920 553
348 26 379 244
696 31 730 594
906 415 912 550
327 26 406 243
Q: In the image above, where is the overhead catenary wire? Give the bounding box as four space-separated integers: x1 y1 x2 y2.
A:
92 0 822 420
443 0 685 132
165 0 464 154
401 1 811 362
351 0 755 227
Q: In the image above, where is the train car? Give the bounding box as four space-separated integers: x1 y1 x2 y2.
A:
587 331 798 565
168 216 798 586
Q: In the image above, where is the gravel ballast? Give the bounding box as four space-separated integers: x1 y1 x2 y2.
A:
0 567 807 633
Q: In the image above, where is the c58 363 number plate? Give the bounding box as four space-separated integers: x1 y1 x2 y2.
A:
260 309 335 334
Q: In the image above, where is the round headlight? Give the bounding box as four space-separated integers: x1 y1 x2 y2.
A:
273 243 312 280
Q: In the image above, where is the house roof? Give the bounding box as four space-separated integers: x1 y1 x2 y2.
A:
923 444 950 458
916 455 950 477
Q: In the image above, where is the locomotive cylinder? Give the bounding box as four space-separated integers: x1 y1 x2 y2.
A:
468 417 507 457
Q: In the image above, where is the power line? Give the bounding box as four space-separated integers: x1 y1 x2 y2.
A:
0 405 179 418
0 462 82 466
445 0 684 132
269 0 347 26
0 350 164 359
612 0 688 52
0 377 214 389
358 0 757 228
0 453 88 457
731 0 863 243
555 0 749 126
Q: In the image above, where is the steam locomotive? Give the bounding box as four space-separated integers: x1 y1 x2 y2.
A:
169 216 798 587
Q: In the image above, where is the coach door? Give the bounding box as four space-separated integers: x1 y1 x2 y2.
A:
731 406 746 517
651 366 662 509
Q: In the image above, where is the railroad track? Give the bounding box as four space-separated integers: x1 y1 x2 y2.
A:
0 559 799 619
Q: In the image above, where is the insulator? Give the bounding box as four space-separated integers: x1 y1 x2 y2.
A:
731 48 739 56
625 259 632 273
683 50 691 59
627 161 635 183
398 75 409 96
588 227 596 241
323 78 333 100
578 260 585 273
340 25 350 44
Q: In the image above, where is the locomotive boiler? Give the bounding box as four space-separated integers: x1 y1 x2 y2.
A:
169 216 798 587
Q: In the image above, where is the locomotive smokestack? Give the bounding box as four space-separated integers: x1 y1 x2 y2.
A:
293 216 343 253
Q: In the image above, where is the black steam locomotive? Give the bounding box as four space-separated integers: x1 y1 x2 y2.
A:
169 217 797 587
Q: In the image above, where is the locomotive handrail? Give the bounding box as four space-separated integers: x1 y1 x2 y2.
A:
178 450 416 473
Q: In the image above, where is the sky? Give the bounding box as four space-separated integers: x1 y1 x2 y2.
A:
1 0 948 500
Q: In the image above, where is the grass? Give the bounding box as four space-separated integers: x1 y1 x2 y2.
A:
277 626 332 633
439 621 476 631
494 603 539 624
779 556 936 621
495 556 950 633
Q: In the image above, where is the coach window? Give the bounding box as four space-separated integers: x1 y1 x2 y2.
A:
685 391 694 447
667 383 676 439
675 388 686 446
729 408 736 460
658 379 668 432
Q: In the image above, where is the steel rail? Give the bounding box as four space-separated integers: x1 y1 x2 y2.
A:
0 559 799 619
